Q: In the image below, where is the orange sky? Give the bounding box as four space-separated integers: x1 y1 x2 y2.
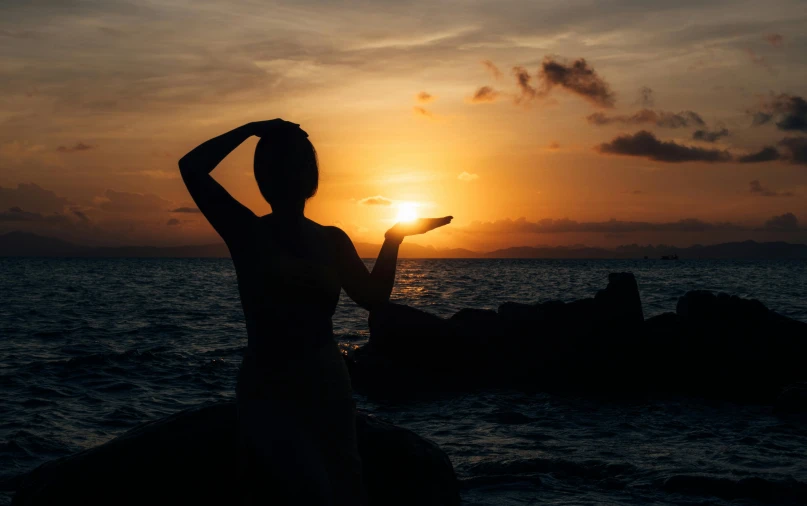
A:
1 0 806 250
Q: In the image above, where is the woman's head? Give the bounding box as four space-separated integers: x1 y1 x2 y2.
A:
254 132 318 212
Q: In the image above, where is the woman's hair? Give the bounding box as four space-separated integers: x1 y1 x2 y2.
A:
253 134 319 208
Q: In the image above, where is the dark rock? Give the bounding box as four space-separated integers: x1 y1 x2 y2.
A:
11 402 460 506
676 290 717 321
348 273 807 404
594 272 644 324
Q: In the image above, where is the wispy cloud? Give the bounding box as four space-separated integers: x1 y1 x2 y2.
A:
412 106 434 119
358 195 393 206
458 171 479 182
468 86 500 103
481 59 502 79
56 142 94 153
748 180 794 197
416 91 435 103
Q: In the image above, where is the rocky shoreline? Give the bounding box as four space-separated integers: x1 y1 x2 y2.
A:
347 272 807 409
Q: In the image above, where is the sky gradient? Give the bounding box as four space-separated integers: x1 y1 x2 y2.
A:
2 0 806 250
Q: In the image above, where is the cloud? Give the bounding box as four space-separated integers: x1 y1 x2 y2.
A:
171 207 201 213
779 137 807 165
512 66 537 103
588 109 705 128
738 146 780 163
547 141 561 150
0 183 69 214
764 33 784 48
416 91 435 103
462 214 803 235
764 212 799 231
56 142 94 153
358 196 392 206
412 106 434 119
97 189 174 213
538 56 615 108
468 86 500 103
462 216 747 235
167 218 181 226
692 128 729 142
0 206 71 225
72 209 90 222
481 60 502 80
458 172 479 182
638 86 654 107
596 130 731 163
748 180 793 197
751 94 807 132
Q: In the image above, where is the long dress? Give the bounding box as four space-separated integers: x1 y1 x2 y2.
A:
232 217 363 505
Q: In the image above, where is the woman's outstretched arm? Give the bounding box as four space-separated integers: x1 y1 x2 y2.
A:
332 217 452 311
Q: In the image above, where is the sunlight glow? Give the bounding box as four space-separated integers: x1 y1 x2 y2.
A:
396 202 418 222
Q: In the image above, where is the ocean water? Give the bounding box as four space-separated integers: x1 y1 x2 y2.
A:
1 258 806 505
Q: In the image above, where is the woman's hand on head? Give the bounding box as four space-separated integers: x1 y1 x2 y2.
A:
385 216 453 243
249 119 308 139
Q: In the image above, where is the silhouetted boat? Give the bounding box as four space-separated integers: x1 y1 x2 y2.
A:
661 254 679 260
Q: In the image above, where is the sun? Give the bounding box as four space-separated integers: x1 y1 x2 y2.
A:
396 202 418 222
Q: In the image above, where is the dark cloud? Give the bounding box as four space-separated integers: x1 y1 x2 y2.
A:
779 137 807 165
596 130 732 163
412 106 434 119
751 112 773 126
416 91 435 103
547 141 561 150
538 56 615 108
748 180 793 197
171 207 201 213
738 146 781 163
587 109 705 128
0 206 71 225
167 218 181 226
512 66 537 103
72 209 90 222
764 33 784 48
463 213 804 235
469 86 500 103
463 216 746 235
481 60 502 79
692 128 729 142
0 183 69 214
56 142 94 153
98 189 173 213
764 212 799 231
357 196 392 206
751 94 807 132
638 86 654 107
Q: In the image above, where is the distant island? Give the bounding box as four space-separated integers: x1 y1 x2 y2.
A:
2 231 807 259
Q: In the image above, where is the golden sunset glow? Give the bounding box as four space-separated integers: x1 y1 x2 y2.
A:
396 203 419 223
0 1 805 252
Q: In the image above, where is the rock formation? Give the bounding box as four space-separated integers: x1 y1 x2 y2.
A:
348 272 807 403
11 402 460 506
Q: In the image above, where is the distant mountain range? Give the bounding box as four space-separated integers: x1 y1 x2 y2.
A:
2 231 807 259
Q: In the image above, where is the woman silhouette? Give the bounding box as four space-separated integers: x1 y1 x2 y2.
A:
179 119 452 505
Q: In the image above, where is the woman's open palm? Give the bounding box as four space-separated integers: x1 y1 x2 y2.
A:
387 216 453 241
